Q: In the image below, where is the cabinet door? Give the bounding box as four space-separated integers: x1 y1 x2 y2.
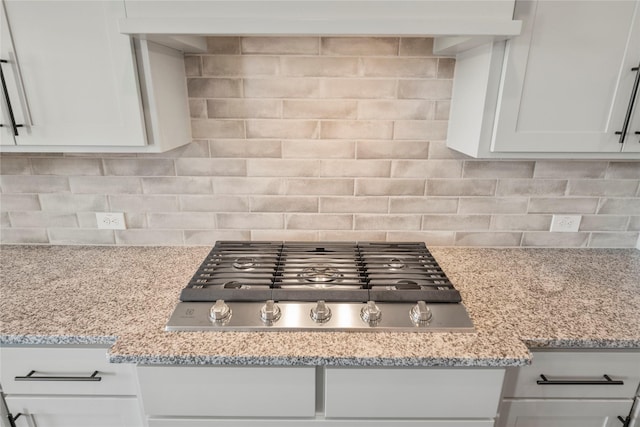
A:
492 0 640 153
498 399 634 427
137 365 316 418
1 0 146 147
324 367 505 419
5 396 143 427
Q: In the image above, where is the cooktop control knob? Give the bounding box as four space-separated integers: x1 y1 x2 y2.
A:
310 300 331 323
360 301 382 324
210 299 231 322
260 300 281 323
410 301 432 325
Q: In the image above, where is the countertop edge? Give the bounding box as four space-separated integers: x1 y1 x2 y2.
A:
4 335 638 367
107 353 531 367
0 334 117 346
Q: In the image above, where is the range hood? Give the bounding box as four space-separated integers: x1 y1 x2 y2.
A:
119 0 522 54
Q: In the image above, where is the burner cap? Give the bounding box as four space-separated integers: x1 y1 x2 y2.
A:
299 264 343 284
384 258 406 270
232 257 257 270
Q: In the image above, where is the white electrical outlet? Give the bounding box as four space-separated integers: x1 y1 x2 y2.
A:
550 215 581 232
96 212 126 230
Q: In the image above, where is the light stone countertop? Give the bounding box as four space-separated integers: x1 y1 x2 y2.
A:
1 245 639 367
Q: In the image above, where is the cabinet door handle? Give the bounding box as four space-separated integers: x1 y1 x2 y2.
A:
617 415 630 427
14 370 102 382
7 412 22 427
615 64 640 144
536 374 624 385
0 59 24 136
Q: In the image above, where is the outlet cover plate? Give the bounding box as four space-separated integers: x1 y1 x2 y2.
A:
96 212 126 230
550 215 581 232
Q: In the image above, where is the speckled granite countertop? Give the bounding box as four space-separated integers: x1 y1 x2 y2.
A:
1 245 639 367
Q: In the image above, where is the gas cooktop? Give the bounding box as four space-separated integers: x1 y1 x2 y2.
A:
166 241 475 332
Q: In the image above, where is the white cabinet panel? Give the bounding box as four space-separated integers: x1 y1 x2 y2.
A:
5 396 143 427
501 350 640 399
495 350 640 427
447 0 640 158
1 0 147 147
0 346 138 396
0 345 144 427
492 0 640 153
324 367 505 419
498 399 634 427
137 365 316 418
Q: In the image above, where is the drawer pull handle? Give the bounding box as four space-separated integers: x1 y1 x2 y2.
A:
14 370 102 382
536 374 623 385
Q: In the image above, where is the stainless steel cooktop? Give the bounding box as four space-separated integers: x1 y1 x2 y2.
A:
166 241 475 332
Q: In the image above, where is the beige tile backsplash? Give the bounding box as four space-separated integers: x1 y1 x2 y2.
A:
1 37 639 247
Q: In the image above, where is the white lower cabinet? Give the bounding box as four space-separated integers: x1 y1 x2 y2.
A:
5 396 142 427
498 400 634 427
137 365 316 418
0 345 144 427
495 350 640 427
137 365 505 426
324 367 505 419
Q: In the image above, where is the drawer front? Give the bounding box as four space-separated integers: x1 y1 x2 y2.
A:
324 367 505 419
5 396 143 427
0 346 138 396
502 351 640 399
137 365 315 417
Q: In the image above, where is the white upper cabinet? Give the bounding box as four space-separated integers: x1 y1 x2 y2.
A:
0 1 145 148
0 0 191 153
493 0 640 153
447 0 640 158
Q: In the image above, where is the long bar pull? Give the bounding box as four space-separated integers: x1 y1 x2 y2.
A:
615 64 640 145
14 370 102 382
536 374 624 385
0 59 23 136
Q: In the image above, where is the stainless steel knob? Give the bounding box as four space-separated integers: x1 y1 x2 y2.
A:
210 299 231 322
310 300 331 323
360 301 382 324
410 301 432 324
260 300 281 323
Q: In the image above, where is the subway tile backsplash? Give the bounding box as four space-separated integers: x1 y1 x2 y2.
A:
1 37 639 247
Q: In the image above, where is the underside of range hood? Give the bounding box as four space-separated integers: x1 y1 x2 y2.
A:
118 0 522 54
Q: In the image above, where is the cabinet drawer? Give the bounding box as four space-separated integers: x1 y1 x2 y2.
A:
137 365 315 417
501 350 640 399
324 367 505 419
5 396 143 427
0 346 138 396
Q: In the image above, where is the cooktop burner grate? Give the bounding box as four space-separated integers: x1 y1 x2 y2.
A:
180 241 461 304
